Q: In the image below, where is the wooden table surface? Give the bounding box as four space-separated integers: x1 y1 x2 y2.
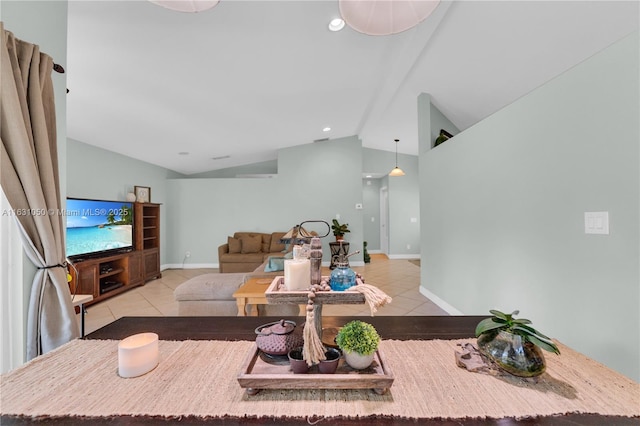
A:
2 316 636 426
232 277 272 316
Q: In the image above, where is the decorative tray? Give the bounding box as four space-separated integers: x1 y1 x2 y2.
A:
265 276 365 305
237 345 394 395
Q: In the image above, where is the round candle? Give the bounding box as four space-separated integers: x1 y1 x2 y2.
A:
284 259 310 290
118 332 159 378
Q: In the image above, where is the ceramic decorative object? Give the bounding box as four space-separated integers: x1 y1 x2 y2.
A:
319 348 341 374
475 309 560 378
255 319 303 356
287 347 309 374
343 351 374 370
335 320 380 370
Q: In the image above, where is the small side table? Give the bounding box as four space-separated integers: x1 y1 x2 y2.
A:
329 241 350 269
72 294 93 338
232 277 271 316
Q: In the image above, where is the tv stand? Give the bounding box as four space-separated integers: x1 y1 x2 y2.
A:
69 252 143 304
68 203 161 306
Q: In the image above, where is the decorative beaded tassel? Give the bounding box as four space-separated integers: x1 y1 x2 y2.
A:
303 237 327 366
303 304 326 366
348 280 392 315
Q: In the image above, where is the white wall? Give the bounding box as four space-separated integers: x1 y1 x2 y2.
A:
420 32 639 381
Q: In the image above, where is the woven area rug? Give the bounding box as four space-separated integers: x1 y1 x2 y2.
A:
1 339 638 421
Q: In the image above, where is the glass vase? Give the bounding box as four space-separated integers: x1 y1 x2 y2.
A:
329 262 356 291
477 330 546 377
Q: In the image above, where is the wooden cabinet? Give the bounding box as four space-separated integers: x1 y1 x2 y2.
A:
69 253 133 302
68 202 161 306
135 203 161 281
128 250 144 286
143 248 161 281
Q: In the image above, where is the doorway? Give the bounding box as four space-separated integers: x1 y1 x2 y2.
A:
380 186 389 255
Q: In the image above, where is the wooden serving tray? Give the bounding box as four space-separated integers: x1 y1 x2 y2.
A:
265 276 366 305
237 345 394 396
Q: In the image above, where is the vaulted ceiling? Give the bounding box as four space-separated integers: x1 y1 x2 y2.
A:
66 1 639 175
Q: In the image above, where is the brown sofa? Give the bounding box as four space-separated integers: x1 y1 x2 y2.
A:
218 231 288 273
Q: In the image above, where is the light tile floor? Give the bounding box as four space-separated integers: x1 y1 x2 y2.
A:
79 254 449 335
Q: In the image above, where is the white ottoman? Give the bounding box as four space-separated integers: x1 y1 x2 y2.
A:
174 273 245 316
173 273 299 317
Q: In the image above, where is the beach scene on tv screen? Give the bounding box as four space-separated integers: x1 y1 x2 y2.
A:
66 199 133 257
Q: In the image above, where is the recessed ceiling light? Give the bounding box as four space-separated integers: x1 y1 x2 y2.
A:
323 127 331 132
328 18 345 32
212 155 231 160
178 152 189 155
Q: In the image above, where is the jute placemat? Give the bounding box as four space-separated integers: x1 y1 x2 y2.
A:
1 339 638 421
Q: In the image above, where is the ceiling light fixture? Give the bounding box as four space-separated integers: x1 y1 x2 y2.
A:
323 127 331 132
148 0 219 13
389 139 405 177
339 0 440 36
328 18 346 32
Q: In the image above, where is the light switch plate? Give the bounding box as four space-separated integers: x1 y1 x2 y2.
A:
585 212 609 235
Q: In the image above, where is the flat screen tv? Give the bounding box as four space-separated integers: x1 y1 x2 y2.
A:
65 198 134 260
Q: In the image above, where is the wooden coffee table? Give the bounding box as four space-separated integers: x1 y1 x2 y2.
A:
232 277 273 316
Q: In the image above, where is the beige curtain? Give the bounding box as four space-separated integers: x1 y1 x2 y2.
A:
0 23 79 359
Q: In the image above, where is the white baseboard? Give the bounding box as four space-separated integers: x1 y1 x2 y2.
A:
419 286 464 315
162 263 218 270
387 254 420 260
367 250 383 254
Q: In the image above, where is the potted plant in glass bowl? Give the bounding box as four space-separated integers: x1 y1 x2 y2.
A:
475 309 560 377
331 219 350 242
336 320 380 369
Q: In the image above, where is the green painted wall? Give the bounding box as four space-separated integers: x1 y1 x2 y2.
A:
166 136 365 266
188 160 278 178
67 139 184 265
420 32 640 381
362 178 381 250
430 101 460 149
362 148 420 257
66 137 422 267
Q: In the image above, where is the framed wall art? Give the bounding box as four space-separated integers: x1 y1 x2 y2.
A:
134 186 151 203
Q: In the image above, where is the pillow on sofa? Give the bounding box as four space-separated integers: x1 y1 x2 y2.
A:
261 234 271 253
264 251 294 272
264 256 285 272
269 232 287 253
241 235 262 253
228 236 241 253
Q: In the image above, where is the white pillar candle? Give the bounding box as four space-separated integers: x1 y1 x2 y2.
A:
284 259 310 290
118 332 159 378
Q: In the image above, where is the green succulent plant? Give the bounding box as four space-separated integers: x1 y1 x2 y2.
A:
336 320 380 356
331 219 350 237
475 309 560 355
